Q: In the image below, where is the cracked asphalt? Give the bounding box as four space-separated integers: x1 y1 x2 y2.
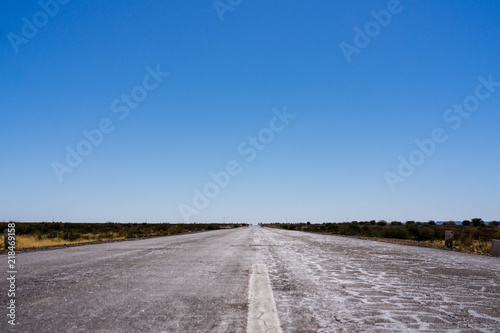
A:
1 226 499 332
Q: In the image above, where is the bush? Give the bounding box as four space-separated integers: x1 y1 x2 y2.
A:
406 223 419 237
46 230 59 239
206 224 220 231
471 218 483 227
61 231 79 241
325 223 338 232
433 227 445 240
382 226 409 239
15 223 34 235
418 226 435 241
406 224 434 241
339 222 361 236
125 231 137 239
458 234 473 247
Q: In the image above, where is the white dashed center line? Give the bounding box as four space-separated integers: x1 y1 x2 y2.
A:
247 264 283 333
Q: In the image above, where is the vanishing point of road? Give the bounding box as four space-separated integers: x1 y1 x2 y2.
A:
1 226 499 332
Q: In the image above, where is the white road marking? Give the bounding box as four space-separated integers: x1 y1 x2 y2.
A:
247 264 283 333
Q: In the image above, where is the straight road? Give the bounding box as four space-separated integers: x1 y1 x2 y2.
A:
1 226 499 332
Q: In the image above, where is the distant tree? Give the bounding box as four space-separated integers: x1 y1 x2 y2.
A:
471 218 483 227
489 221 499 227
443 220 456 226
390 221 403 226
306 221 311 225
376 220 387 226
406 221 415 225
427 220 436 225
462 220 471 226
370 220 376 225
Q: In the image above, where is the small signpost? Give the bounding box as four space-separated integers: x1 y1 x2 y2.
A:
491 239 500 257
445 230 454 249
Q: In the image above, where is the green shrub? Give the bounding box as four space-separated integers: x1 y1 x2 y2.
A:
125 231 137 239
405 224 415 237
206 224 220 231
382 226 409 239
61 231 79 241
46 230 59 239
418 226 435 241
471 218 483 227
406 224 434 241
325 223 338 232
339 222 361 236
458 234 473 247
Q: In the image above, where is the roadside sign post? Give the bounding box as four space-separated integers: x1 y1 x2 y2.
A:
445 230 454 249
491 239 500 257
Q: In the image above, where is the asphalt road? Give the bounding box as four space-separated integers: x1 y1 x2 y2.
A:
1 226 499 332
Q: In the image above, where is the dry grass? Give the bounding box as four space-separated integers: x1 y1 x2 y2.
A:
16 235 97 248
343 236 493 255
451 240 492 255
1 233 125 250
427 239 492 254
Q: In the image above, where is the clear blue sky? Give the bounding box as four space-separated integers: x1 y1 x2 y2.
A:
1 0 499 223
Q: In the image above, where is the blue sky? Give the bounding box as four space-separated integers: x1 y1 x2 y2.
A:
1 0 499 223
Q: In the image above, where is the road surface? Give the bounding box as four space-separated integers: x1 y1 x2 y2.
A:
1 226 499 332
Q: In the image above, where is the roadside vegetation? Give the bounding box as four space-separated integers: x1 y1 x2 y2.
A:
262 219 500 255
0 222 247 250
